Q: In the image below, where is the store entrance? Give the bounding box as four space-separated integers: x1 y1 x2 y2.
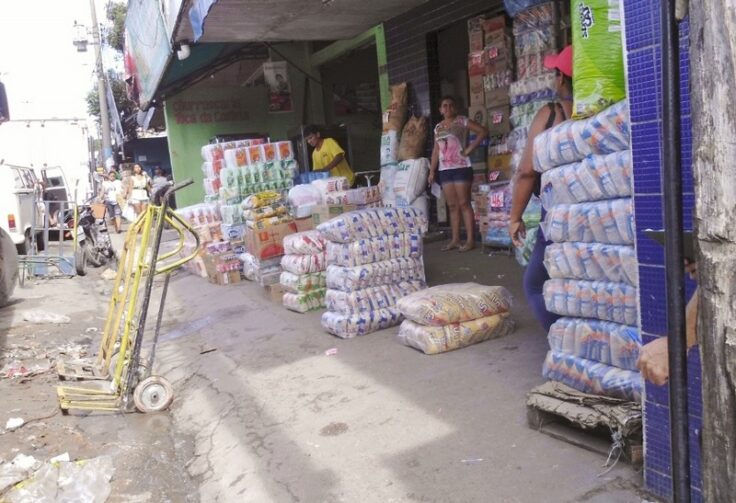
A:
430 20 470 120
319 43 382 181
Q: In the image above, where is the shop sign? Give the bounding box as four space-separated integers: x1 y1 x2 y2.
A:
171 99 250 125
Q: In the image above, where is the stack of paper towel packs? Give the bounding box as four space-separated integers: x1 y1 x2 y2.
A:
396 283 515 354
318 207 428 338
533 100 642 402
280 231 327 313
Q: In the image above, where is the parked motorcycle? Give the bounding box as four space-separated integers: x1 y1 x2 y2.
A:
62 202 116 275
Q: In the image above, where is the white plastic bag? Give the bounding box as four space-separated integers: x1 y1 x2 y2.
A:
394 158 429 206
398 313 514 354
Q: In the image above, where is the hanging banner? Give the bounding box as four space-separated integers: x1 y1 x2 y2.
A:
263 61 293 113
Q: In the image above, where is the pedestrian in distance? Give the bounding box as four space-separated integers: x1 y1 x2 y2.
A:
508 45 574 332
99 170 123 233
427 95 488 252
127 164 151 217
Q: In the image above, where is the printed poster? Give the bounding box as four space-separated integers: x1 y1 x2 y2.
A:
263 61 292 113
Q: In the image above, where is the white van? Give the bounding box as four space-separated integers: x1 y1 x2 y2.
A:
0 163 39 254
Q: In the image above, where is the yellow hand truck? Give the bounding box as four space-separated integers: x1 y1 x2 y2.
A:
56 179 201 413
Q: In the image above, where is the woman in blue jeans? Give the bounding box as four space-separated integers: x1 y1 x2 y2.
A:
509 46 573 332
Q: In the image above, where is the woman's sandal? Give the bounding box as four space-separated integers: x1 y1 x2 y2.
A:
441 242 460 251
458 243 475 253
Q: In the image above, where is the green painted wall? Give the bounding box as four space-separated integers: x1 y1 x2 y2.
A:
164 42 324 208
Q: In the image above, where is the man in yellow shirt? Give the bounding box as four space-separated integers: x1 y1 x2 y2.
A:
304 125 355 186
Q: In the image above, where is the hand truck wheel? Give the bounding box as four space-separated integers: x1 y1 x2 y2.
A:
133 376 174 413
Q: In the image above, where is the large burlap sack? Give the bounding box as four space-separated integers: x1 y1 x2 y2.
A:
382 83 409 132
397 312 515 354
398 116 429 161
397 283 513 326
572 0 626 119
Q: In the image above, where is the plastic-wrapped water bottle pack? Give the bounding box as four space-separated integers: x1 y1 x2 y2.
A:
544 242 638 286
547 317 641 371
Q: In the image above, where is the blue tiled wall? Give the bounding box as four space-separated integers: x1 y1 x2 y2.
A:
623 1 702 500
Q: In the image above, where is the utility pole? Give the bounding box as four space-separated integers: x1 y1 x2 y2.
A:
90 0 113 171
690 2 736 501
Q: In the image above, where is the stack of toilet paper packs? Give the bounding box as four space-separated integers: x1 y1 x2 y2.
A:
533 100 642 402
396 283 515 354
280 231 327 313
318 208 428 338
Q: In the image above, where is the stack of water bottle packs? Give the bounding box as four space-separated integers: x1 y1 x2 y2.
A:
280 231 327 313
396 283 515 355
533 100 642 402
318 208 428 338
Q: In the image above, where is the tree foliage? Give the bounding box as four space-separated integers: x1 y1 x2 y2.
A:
105 1 127 53
86 76 136 124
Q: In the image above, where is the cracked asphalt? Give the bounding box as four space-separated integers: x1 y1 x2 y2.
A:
0 236 648 502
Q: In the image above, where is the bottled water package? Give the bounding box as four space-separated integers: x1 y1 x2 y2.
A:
543 279 638 325
539 151 632 209
547 317 641 370
397 283 512 326
544 242 638 286
533 100 630 173
321 307 403 339
325 257 425 292
283 289 326 314
541 198 634 245
279 271 326 293
542 350 642 402
326 233 423 267
398 313 515 355
325 280 425 315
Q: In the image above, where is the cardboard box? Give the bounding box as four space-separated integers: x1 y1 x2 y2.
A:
482 15 507 34
468 105 488 127
220 223 246 241
245 220 297 260
229 239 247 255
467 15 485 34
467 51 486 77
469 75 485 106
484 87 509 108
469 30 484 52
484 28 513 60
294 217 315 232
311 204 357 226
265 283 286 303
487 153 513 172
207 270 241 286
487 106 511 136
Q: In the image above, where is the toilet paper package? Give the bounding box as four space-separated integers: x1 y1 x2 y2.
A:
219 204 243 225
321 307 403 339
224 147 249 169
541 198 635 245
317 207 427 243
543 279 638 326
398 312 515 355
397 283 513 326
547 317 641 371
279 271 326 293
539 151 632 209
533 100 630 173
280 252 327 275
326 257 426 292
201 144 224 162
283 230 326 255
544 242 638 286
283 289 326 313
542 350 642 402
325 280 425 315
326 232 423 267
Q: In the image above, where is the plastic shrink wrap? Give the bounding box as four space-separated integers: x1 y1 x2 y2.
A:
280 253 327 275
283 289 326 313
326 233 422 267
321 307 403 339
544 242 638 285
283 230 325 255
393 159 429 206
541 198 634 245
539 151 632 209
279 271 326 293
397 283 513 326
547 317 641 371
317 208 427 243
312 177 350 196
542 350 642 402
398 313 515 355
533 100 630 173
325 257 425 292
543 279 638 326
325 280 425 315
241 254 281 281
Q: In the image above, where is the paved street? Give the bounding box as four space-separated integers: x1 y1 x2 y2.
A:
0 239 648 502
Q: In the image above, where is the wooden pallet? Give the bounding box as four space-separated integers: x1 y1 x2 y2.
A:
526 382 643 465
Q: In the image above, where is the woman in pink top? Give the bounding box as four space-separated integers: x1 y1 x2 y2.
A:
428 96 488 252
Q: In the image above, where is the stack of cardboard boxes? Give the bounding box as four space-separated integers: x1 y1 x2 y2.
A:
468 15 514 190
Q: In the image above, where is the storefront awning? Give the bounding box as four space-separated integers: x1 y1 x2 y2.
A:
179 0 429 43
